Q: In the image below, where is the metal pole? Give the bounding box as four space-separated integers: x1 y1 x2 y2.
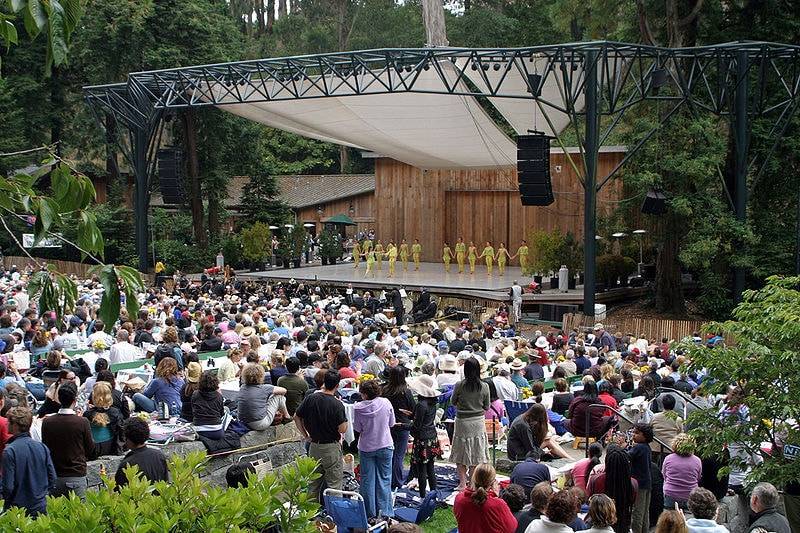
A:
733 51 749 304
796 185 800 276
583 50 599 316
134 127 150 274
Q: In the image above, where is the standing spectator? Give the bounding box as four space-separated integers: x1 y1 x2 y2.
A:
572 442 603 492
115 417 169 487
651 395 684 460
353 379 395 519
584 494 618 533
191 371 224 440
407 375 442 498
132 357 184 416
628 424 654 533
237 364 290 430
748 483 791 533
83 381 123 456
451 358 491 491
382 366 415 490
588 446 638 533
294 370 348 503
524 489 578 533
276 356 308 416
662 434 702 510
1 407 56 516
454 463 517 533
41 382 95 500
685 488 729 533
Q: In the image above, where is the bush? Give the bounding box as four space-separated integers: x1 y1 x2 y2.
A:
154 239 215 274
319 227 343 259
241 222 272 265
595 254 619 286
0 452 321 532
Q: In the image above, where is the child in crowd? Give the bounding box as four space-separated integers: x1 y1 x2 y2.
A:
628 423 654 533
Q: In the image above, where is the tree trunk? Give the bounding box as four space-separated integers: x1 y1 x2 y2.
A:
464 0 470 13
256 1 265 35
339 146 349 173
654 214 686 314
278 0 286 19
290 0 298 14
421 0 449 46
208 194 220 238
267 0 275 33
182 110 207 248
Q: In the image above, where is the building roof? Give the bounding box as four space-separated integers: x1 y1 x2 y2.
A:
276 174 375 209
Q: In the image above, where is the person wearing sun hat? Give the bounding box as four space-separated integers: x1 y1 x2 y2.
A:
533 336 551 366
179 362 203 421
437 354 459 387
407 374 443 497
509 358 528 389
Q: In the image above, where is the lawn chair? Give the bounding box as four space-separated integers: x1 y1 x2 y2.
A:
504 400 529 424
323 489 388 533
394 490 438 524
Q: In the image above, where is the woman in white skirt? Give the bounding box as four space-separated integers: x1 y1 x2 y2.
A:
450 357 491 490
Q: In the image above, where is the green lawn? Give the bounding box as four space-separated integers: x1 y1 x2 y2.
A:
421 507 457 533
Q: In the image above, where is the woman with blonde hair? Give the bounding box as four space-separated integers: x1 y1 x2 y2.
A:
655 509 688 533
584 494 617 533
453 463 517 533
84 381 123 455
662 433 702 510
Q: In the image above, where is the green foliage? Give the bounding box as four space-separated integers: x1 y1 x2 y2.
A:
240 222 271 264
286 224 308 259
527 228 582 274
686 276 800 488
27 265 75 320
319 227 343 259
153 238 215 275
2 451 321 532
89 264 145 327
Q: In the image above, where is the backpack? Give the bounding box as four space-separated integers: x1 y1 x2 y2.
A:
154 344 184 370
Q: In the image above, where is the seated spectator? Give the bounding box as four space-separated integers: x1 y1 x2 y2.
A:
115 417 169 487
525 489 578 533
510 359 529 388
335 352 357 380
501 483 527 515
685 488 728 533
572 442 603 492
551 378 574 416
584 494 617 533
191 371 224 440
748 482 791 533
655 509 687 533
651 395 684 459
153 326 184 370
454 463 517 533
567 486 589 531
237 363 290 430
0 361 25 389
109 329 140 364
516 481 553 533
620 369 635 394
180 362 202 421
507 403 570 461
511 450 551 499
217 348 243 383
597 382 619 415
276 356 308 416
662 434 702 510
198 323 223 352
269 350 288 384
132 357 185 416
84 381 123 456
607 375 626 404
1 407 55 516
564 382 615 439
81 358 109 395
525 355 545 381
92 370 130 420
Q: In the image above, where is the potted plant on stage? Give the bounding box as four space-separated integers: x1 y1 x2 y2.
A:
557 232 583 290
618 256 637 287
276 237 291 268
319 227 343 265
240 222 271 271
287 224 307 268
595 254 618 292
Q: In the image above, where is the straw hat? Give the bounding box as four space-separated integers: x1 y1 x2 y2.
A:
240 326 256 338
438 354 458 372
186 362 202 384
510 358 526 371
535 336 549 349
409 375 441 398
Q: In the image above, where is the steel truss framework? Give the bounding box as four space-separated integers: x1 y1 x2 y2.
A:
84 40 800 315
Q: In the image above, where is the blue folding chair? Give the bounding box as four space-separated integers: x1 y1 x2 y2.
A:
323 489 388 533
504 400 529 423
394 490 438 524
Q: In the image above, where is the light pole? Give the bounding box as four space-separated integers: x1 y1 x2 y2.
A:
632 229 646 275
611 232 627 256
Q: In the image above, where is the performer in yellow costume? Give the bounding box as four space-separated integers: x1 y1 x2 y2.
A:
455 237 467 273
496 242 511 276
374 240 384 270
364 248 376 277
512 239 530 276
467 241 478 274
351 241 362 268
442 242 453 273
411 239 422 271
399 239 410 271
362 237 372 255
478 241 495 275
387 242 398 277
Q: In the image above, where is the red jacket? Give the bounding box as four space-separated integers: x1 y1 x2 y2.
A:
454 488 517 533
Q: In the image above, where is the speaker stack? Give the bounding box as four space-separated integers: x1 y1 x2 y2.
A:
517 133 554 206
157 148 186 205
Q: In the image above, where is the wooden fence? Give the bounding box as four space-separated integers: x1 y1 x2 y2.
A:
562 312 711 342
2 255 97 278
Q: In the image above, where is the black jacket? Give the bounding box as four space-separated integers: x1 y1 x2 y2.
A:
410 397 438 441
199 337 223 353
385 389 416 432
749 508 791 533
191 390 224 426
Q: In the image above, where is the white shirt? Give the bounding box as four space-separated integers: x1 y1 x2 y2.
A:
493 375 520 401
525 517 574 533
87 331 113 348
109 341 141 364
436 373 459 387
511 284 523 301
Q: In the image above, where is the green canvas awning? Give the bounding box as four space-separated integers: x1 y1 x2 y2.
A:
324 213 356 225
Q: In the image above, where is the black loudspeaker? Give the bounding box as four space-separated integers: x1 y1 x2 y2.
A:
157 148 186 204
517 133 553 206
539 304 579 322
641 189 667 215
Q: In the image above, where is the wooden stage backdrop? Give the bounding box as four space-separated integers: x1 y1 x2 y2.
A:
373 148 626 263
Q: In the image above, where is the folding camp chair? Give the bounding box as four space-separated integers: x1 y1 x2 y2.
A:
503 400 529 424
394 490 438 524
323 489 388 533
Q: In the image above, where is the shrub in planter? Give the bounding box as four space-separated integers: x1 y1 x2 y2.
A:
595 254 620 288
1 452 321 532
240 222 272 269
319 228 343 263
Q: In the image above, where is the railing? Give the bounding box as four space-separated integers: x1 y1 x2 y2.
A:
654 386 705 419
583 403 674 459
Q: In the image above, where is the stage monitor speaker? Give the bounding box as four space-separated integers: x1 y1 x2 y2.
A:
641 189 667 215
539 303 578 322
517 133 553 206
157 148 186 204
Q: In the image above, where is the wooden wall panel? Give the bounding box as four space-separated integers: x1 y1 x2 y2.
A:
295 192 375 236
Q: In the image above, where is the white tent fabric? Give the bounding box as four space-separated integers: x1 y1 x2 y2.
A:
211 63 517 168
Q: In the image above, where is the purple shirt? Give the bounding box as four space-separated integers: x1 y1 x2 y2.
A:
353 397 395 452
662 453 702 501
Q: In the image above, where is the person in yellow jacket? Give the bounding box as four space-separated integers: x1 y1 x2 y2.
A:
496 242 511 276
362 237 373 255
399 239 410 271
351 241 362 268
364 248 376 277
512 240 530 276
387 241 398 277
478 241 495 275
411 239 422 271
374 240 384 270
454 237 467 273
467 241 478 274
442 242 453 273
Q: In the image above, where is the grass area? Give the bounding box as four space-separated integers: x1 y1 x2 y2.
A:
422 507 457 533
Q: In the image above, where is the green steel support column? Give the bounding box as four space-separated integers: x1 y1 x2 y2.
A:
134 127 150 274
733 50 749 303
583 50 599 316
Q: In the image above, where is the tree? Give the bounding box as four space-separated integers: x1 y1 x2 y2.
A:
422 0 449 46
240 172 290 227
687 275 800 488
240 222 271 266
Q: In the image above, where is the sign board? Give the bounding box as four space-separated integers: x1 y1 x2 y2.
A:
784 444 800 461
22 233 62 248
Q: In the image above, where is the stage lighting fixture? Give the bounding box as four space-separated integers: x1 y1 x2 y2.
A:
493 63 501 71
641 189 667 214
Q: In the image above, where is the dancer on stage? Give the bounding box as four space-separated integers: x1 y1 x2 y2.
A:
468 241 478 274
496 242 510 276
478 241 495 275
374 240 384 270
455 237 466 273
442 242 453 273
352 240 362 268
365 248 376 277
387 241 398 277
412 239 422 271
399 239 410 271
362 236 373 255
513 240 530 276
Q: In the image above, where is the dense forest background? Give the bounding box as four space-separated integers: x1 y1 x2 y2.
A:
0 0 798 318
